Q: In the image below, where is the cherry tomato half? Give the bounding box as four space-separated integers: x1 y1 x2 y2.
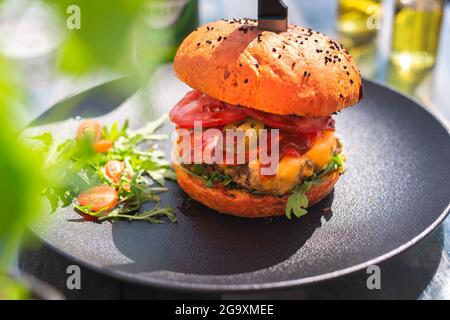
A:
93 139 113 153
76 120 103 142
77 185 118 212
105 160 125 183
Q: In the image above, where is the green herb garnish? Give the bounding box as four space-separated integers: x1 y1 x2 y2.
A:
183 165 234 188
285 152 345 219
35 115 176 224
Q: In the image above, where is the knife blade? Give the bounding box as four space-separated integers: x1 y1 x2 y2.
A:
258 0 288 33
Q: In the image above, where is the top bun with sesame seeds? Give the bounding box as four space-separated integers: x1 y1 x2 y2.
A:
173 19 363 116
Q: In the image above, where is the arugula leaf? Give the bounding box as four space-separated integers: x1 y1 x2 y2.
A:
286 181 311 219
102 120 128 142
317 153 345 179
185 165 233 188
285 152 345 219
29 132 53 153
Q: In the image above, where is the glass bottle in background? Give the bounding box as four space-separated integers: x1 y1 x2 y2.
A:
337 0 383 42
134 0 199 70
390 0 444 70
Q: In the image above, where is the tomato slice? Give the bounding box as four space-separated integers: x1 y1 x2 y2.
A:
242 108 335 134
105 160 125 183
278 132 318 158
170 90 247 128
78 185 118 212
93 139 113 153
77 120 103 142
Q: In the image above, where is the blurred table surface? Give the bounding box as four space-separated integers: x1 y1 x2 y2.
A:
8 0 450 299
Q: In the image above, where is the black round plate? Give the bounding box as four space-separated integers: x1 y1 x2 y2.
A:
28 72 450 293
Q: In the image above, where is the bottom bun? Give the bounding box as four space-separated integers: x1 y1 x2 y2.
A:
174 164 343 218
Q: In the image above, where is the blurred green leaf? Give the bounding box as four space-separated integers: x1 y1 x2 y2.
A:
0 275 30 300
43 0 157 74
0 56 43 270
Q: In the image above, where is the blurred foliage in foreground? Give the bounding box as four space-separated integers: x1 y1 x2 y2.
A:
0 55 44 299
0 0 194 298
42 0 198 75
0 57 43 269
45 0 151 74
0 275 29 300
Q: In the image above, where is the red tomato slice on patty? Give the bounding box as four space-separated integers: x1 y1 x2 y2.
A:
243 108 335 134
278 132 319 158
169 90 247 128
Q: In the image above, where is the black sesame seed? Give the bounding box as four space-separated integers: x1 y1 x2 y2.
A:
343 66 347 69
278 54 281 59
300 41 304 45
197 43 200 46
206 40 212 44
244 79 249 84
314 39 318 43
255 63 259 68
272 48 277 53
350 79 354 84
217 36 222 41
346 71 350 75
340 93 344 99
303 71 308 76
292 62 296 68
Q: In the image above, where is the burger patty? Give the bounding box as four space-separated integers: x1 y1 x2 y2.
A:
183 131 338 196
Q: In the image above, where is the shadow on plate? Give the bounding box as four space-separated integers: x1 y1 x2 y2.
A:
19 223 445 299
108 181 335 275
224 224 446 300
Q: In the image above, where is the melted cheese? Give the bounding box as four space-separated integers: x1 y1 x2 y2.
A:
248 131 336 195
304 131 337 170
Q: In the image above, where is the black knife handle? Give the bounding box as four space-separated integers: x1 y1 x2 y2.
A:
258 0 288 19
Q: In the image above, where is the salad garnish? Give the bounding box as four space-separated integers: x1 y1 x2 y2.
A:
33 115 176 224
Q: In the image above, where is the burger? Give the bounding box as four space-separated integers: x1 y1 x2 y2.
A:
169 19 362 218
